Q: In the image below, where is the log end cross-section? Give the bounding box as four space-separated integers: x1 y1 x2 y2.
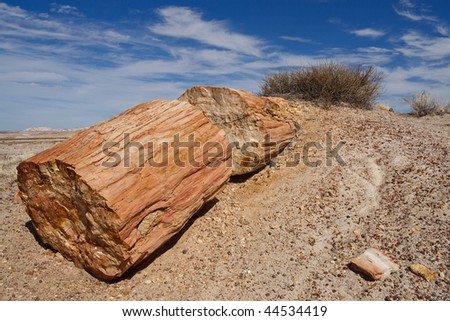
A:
17 99 232 279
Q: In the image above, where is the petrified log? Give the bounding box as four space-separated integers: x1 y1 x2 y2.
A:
17 99 232 279
17 87 298 280
179 86 299 175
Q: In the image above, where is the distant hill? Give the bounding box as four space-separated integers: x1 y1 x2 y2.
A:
22 127 86 132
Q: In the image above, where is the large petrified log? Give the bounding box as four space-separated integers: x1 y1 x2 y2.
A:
179 86 299 175
17 87 297 280
17 99 232 279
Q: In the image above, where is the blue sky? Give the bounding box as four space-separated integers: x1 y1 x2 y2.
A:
1 0 449 130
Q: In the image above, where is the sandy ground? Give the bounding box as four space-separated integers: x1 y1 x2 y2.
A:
1 104 449 300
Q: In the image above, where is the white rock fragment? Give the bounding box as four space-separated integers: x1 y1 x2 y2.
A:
349 248 399 281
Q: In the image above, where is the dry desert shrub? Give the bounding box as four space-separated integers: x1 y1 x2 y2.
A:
403 91 446 117
260 62 383 109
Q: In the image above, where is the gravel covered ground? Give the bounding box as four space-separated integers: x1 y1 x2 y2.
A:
1 104 449 300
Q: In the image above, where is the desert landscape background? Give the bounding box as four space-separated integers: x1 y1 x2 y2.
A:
1 101 448 300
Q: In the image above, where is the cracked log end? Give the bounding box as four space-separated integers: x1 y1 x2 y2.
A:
17 99 232 280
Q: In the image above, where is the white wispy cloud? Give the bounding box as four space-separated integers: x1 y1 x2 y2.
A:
5 71 69 84
351 28 385 38
338 47 393 65
50 3 83 17
0 2 130 52
396 31 450 60
394 8 434 22
327 17 342 25
393 0 438 22
436 25 449 36
280 36 320 45
0 2 26 18
150 7 264 56
399 0 415 8
356 47 392 54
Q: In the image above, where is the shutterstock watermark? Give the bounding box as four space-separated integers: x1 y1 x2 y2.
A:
286 132 346 168
101 131 346 169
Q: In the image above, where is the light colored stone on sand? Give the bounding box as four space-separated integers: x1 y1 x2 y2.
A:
350 248 399 281
410 263 438 282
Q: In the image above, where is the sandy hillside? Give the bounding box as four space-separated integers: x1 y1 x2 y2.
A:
1 103 449 300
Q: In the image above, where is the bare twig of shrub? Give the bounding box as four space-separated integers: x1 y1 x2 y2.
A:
259 62 383 109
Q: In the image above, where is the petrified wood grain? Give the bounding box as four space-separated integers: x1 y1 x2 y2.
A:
179 86 299 175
